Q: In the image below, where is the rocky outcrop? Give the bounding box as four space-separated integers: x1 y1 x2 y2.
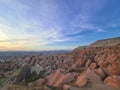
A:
71 44 120 89
94 68 106 80
75 69 103 87
90 37 120 47
13 43 120 89
32 70 75 88
72 44 120 73
107 62 120 75
1 37 120 90
104 75 120 88
76 74 88 87
31 64 44 75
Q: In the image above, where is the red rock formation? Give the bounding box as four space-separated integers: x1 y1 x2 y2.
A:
2 37 120 90
71 44 120 89
104 75 120 88
107 62 120 75
76 74 88 87
86 70 102 84
72 44 120 75
32 70 75 88
29 44 120 89
94 68 106 80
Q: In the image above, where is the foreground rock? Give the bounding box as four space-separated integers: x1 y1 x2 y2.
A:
104 75 120 88
76 74 88 87
86 70 102 84
107 62 120 75
33 70 75 88
75 69 103 87
94 68 106 80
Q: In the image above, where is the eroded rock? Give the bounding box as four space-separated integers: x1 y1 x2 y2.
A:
104 75 120 88
76 74 88 87
86 70 102 84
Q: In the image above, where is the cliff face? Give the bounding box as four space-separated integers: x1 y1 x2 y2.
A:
90 37 120 47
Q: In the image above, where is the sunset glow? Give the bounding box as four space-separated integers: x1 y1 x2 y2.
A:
0 0 120 51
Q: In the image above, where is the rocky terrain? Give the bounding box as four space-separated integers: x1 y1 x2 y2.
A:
0 37 120 90
90 37 120 47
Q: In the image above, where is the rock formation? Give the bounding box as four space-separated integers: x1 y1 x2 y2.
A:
1 37 120 90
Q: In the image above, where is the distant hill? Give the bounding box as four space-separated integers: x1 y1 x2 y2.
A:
73 46 88 51
90 37 120 47
74 37 120 50
0 50 71 57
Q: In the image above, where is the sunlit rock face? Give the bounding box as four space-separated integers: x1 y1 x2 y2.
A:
104 75 120 89
70 44 120 89
31 70 75 88
72 44 120 74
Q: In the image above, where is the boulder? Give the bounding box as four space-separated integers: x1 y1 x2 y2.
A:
95 68 106 80
33 78 47 86
104 75 120 88
107 62 120 75
46 70 75 87
47 70 63 86
86 70 102 84
85 60 92 67
31 64 44 75
98 59 104 66
76 74 88 87
63 84 71 90
53 73 75 87
89 63 97 69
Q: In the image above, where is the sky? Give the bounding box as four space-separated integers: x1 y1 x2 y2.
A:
0 0 120 51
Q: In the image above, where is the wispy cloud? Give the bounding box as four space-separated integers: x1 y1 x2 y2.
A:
0 0 118 50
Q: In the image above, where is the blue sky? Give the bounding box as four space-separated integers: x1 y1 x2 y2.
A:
0 0 120 51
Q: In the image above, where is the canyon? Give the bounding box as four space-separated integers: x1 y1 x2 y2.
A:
0 37 120 90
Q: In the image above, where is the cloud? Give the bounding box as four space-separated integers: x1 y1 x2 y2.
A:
0 0 110 50
0 1 68 49
0 23 69 50
107 22 120 28
0 0 74 50
0 0 29 12
70 12 106 34
74 22 106 33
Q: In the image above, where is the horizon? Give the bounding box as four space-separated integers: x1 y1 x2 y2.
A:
0 0 120 51
0 49 72 52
